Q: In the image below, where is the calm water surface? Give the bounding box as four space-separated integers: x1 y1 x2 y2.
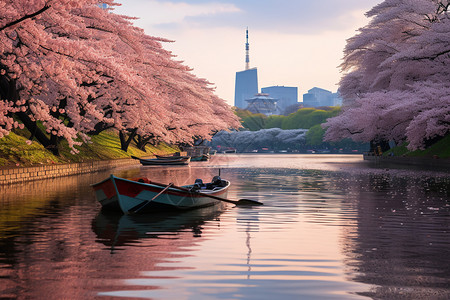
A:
0 154 449 299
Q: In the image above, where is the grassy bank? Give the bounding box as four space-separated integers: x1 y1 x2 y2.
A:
1 130 448 167
0 130 179 167
384 135 450 159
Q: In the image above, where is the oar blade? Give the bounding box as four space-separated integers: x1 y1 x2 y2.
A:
236 199 264 206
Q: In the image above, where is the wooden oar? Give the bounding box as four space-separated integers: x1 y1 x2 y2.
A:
149 180 263 206
127 182 174 214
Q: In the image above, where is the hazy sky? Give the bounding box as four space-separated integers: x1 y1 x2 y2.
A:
114 0 382 105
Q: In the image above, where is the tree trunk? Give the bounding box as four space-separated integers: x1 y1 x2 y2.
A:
15 111 59 156
88 122 113 136
370 139 390 156
193 138 205 146
133 134 156 151
119 128 137 152
135 136 148 151
1 75 60 155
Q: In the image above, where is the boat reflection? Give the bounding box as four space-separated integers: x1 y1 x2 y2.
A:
92 204 226 254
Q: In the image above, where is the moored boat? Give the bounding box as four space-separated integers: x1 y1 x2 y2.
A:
135 156 191 166
190 154 210 161
155 154 191 160
92 175 230 214
223 149 237 154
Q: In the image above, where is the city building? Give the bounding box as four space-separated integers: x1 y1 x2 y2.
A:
302 87 342 107
234 29 342 111
331 92 343 106
234 29 258 109
261 86 298 113
235 68 258 109
245 93 281 115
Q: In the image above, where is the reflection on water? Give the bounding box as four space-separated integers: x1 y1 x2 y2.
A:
0 154 449 299
93 205 225 254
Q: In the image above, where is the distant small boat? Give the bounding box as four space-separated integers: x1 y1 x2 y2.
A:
223 149 237 154
92 175 230 214
156 154 209 162
155 154 190 160
190 154 210 161
132 156 190 166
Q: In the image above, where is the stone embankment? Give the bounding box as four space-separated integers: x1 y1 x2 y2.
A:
0 159 140 185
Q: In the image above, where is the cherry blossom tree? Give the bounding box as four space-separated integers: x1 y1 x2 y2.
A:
323 0 450 150
1 0 107 154
0 0 240 155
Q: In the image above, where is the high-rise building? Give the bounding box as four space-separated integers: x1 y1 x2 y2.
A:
303 87 342 107
234 29 258 109
235 69 258 109
261 86 298 112
331 92 343 106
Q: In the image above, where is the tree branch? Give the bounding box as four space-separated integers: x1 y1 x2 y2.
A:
0 4 51 31
410 49 450 61
344 128 364 135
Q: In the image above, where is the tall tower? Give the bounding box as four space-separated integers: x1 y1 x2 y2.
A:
245 27 250 70
234 28 258 109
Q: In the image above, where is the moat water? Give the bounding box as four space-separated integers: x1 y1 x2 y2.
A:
1 154 449 299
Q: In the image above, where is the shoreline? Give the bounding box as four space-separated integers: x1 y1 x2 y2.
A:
363 154 450 171
0 158 140 185
2 154 448 185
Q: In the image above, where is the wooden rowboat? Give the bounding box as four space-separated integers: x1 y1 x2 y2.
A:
190 154 210 161
134 156 191 166
155 154 191 160
91 175 230 214
156 154 209 161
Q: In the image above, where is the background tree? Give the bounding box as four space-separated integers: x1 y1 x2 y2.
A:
323 0 450 150
283 108 340 130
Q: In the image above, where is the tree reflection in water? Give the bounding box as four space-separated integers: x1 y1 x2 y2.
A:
0 155 449 299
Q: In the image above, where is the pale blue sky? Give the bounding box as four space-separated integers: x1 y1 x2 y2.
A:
114 0 382 105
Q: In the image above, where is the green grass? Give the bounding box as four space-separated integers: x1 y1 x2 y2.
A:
2 129 448 167
0 130 179 167
0 133 62 166
384 134 450 159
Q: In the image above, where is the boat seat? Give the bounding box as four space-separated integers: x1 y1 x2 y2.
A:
190 179 206 191
191 177 226 191
211 176 226 187
133 177 151 183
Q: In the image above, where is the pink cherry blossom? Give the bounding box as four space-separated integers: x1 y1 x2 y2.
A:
0 0 240 154
324 0 450 150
